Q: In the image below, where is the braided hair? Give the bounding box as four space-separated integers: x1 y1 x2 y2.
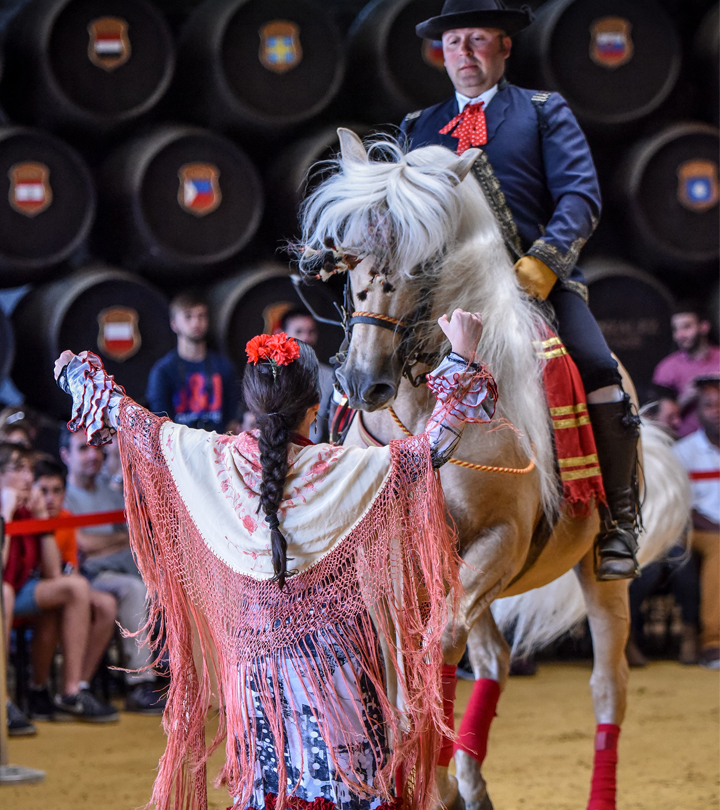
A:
242 341 320 588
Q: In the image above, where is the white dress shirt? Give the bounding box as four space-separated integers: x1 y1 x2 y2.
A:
674 428 720 525
455 83 499 113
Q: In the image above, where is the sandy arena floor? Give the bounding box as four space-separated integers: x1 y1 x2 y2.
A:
4 661 718 810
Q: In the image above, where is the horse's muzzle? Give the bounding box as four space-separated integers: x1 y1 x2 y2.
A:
335 366 398 411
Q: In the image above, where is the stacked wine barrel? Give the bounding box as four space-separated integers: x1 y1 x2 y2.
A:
0 0 716 405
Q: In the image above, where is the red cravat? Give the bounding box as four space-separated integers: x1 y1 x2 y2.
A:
439 101 487 154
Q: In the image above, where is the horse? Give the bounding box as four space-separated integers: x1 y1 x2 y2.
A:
297 129 690 810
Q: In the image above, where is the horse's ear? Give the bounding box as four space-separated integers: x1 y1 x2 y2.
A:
452 148 481 181
337 128 368 164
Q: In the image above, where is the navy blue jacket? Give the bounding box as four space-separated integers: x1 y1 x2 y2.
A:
400 81 601 283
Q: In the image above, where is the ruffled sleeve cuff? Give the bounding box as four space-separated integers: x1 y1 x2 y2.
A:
59 351 126 446
426 352 498 422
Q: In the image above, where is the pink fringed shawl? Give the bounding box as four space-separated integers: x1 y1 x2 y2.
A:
116 399 461 810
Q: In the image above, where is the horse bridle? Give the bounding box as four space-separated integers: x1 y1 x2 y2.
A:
291 272 438 387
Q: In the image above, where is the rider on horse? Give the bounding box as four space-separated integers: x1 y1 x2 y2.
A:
401 0 641 581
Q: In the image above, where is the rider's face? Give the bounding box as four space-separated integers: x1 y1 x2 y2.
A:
442 27 511 98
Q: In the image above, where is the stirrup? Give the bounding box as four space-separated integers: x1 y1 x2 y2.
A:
594 524 640 582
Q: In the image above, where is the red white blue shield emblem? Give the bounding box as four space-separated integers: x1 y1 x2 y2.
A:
422 39 445 72
590 17 633 69
8 162 52 217
178 163 222 217
677 159 719 212
259 20 302 74
88 17 131 72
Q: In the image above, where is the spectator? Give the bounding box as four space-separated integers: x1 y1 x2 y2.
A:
60 428 166 713
640 386 682 439
33 458 119 708
653 301 720 437
1 444 116 735
673 375 720 670
146 291 239 431
280 307 334 441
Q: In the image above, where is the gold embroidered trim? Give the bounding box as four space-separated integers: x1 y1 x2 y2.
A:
560 466 602 481
527 216 598 280
471 153 524 258
558 453 599 468
550 403 588 416
552 415 591 429
560 278 589 304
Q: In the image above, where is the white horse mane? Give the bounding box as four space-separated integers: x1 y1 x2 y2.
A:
300 137 558 516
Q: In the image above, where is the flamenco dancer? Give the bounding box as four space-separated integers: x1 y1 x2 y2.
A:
54 309 496 810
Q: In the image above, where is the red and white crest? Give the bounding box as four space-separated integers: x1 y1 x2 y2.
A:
97 307 141 362
88 17 131 72
259 20 302 74
178 163 222 217
8 162 52 217
421 39 445 72
590 17 633 69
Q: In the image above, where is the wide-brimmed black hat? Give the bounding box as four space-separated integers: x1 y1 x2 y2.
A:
416 0 533 40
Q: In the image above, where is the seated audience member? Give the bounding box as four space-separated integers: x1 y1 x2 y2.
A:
60 429 166 713
2 444 116 735
0 412 34 449
673 376 720 669
653 302 720 437
33 458 119 712
639 386 682 439
280 307 334 441
146 291 239 431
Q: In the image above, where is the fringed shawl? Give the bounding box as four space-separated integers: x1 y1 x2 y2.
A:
116 399 461 810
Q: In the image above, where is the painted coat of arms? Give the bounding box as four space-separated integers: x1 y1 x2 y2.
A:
590 17 633 69
97 307 141 362
259 20 302 74
88 17 131 71
178 163 222 217
8 162 52 217
677 159 719 212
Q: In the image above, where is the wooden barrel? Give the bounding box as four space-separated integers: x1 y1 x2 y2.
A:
346 0 454 123
176 0 345 134
583 259 675 402
0 0 174 135
206 264 343 372
97 125 263 279
616 122 719 279
693 4 719 125
11 266 174 419
513 0 681 126
266 123 371 238
0 306 14 388
0 127 94 287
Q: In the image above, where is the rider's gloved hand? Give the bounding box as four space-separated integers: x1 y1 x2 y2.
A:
514 255 557 300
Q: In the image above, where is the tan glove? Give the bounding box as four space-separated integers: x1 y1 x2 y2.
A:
514 255 557 300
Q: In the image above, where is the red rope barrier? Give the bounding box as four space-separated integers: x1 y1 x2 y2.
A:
4 510 126 536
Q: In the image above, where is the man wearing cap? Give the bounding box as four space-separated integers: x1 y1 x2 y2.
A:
401 0 639 583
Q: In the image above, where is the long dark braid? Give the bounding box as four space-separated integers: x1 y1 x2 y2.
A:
242 341 320 588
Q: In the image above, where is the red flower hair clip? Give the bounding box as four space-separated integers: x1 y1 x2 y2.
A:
246 333 300 367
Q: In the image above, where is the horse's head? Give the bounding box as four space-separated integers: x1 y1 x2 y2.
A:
298 129 480 411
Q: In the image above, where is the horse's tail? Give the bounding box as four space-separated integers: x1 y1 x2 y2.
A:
491 421 691 657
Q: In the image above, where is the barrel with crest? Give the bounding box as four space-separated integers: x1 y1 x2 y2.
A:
616 122 719 281
266 124 371 239
512 0 681 127
0 0 174 135
176 0 345 134
346 0 454 123
0 127 94 287
97 125 263 280
583 259 675 401
206 264 343 373
11 266 174 419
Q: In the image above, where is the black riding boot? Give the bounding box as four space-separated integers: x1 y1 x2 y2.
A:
588 397 641 581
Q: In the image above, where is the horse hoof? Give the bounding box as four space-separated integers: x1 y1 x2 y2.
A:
464 796 493 810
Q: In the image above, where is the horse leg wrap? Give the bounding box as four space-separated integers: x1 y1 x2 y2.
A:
438 664 458 766
454 677 500 765
587 723 620 810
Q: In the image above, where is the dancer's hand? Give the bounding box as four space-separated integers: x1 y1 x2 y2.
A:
54 350 77 381
438 309 483 363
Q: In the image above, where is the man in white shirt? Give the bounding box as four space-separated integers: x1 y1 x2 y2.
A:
674 375 720 669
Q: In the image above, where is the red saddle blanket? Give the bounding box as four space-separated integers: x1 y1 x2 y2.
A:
536 330 606 517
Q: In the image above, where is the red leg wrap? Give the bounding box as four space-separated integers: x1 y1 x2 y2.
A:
454 678 500 765
438 664 458 766
587 723 620 810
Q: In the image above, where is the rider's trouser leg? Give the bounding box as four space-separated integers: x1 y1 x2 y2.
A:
548 285 640 581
